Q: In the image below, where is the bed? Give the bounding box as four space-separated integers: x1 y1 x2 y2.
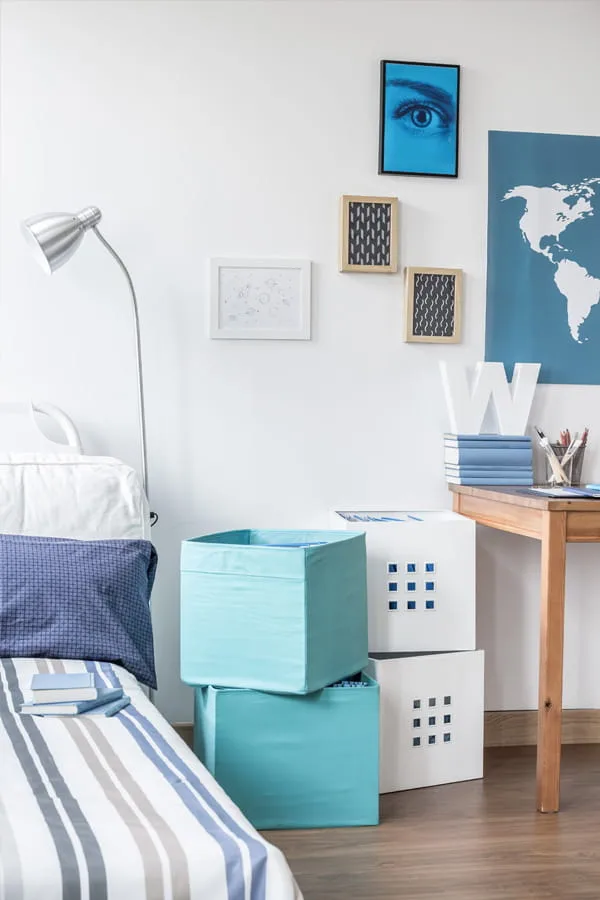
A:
0 403 302 900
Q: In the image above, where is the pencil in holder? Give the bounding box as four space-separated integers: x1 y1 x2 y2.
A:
545 443 586 486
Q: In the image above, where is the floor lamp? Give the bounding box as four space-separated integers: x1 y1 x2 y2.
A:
21 207 150 504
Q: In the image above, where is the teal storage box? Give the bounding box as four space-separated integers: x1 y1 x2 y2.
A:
181 529 368 693
194 672 379 829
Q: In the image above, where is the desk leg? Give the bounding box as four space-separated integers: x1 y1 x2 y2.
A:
537 510 567 813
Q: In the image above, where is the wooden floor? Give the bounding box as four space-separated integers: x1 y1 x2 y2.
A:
263 746 600 899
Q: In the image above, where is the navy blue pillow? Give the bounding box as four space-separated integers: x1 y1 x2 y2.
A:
0 535 157 688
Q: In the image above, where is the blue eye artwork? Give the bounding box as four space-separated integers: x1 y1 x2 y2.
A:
379 60 460 178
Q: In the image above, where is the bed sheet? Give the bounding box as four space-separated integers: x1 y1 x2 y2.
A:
0 657 302 900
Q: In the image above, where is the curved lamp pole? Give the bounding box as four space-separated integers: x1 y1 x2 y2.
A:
21 207 149 501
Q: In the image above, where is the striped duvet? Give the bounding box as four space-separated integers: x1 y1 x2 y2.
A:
0 657 302 900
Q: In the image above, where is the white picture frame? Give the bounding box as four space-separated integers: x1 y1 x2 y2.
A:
209 258 312 340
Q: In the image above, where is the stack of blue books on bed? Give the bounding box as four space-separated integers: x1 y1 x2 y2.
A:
444 433 534 486
20 673 130 717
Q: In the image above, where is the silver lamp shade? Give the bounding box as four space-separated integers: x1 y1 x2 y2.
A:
21 204 149 503
22 206 102 274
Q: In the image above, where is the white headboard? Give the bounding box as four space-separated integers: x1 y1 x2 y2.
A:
0 401 82 454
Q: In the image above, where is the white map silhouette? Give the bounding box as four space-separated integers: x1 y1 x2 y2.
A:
503 178 600 342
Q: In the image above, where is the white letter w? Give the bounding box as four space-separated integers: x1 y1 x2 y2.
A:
439 361 540 435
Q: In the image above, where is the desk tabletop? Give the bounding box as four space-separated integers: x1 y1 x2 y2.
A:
449 483 600 512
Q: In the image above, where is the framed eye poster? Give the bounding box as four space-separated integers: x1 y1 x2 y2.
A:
404 266 462 343
339 195 398 273
379 60 460 178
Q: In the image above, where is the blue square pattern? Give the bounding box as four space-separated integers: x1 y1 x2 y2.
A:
425 562 435 573
406 563 416 573
425 599 435 610
388 600 398 611
425 581 435 592
407 600 416 611
387 563 398 574
388 582 398 592
406 581 417 593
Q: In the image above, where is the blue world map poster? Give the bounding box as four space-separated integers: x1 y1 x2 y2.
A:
486 130 600 384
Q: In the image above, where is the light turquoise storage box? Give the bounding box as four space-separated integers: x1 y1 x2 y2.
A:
180 529 368 693
194 672 379 829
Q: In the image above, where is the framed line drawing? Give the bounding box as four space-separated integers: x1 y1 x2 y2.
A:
339 195 398 273
379 60 460 178
209 258 311 340
404 267 462 343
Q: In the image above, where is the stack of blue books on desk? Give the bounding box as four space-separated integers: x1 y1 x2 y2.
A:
444 433 534 486
20 672 130 717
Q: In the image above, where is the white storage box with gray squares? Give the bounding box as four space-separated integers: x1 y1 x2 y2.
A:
332 510 476 653
368 651 484 793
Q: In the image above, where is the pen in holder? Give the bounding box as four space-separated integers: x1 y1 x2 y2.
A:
545 442 586 486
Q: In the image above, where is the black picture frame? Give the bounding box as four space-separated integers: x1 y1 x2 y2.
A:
378 60 460 178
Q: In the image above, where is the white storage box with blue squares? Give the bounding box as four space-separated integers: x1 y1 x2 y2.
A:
332 510 476 653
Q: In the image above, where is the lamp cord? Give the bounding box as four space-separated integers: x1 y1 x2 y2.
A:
91 227 149 505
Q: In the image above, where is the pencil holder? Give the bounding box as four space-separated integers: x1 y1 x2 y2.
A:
545 443 586 485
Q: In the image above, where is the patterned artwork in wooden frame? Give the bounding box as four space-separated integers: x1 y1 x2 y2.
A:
339 195 398 273
404 267 462 343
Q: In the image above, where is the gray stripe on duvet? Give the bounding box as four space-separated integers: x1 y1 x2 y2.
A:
0 659 81 900
47 661 175 900
0 788 23 900
46 661 177 900
88 663 250 900
91 662 268 900
2 659 108 900
67 719 171 900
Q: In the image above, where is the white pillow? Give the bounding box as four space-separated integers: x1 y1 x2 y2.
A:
0 454 150 540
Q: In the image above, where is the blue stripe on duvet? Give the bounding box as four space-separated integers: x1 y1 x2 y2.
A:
87 662 268 900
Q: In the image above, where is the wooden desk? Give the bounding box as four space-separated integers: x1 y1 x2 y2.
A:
450 484 600 813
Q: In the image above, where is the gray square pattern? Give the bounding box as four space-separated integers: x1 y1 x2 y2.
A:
412 694 452 747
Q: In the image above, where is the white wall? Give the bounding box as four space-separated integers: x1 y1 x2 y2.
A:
2 0 600 722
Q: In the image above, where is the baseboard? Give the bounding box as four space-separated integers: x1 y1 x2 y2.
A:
172 722 193 748
485 710 600 746
173 712 600 751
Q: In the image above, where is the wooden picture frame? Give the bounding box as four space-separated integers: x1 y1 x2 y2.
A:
339 195 398 273
404 267 462 343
